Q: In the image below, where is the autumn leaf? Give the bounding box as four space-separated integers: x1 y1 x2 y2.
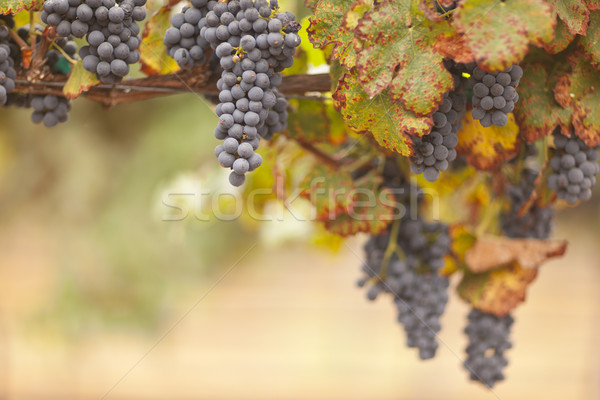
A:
554 53 600 147
456 111 521 170
547 0 589 35
433 33 476 64
307 0 370 69
332 72 432 155
323 187 396 236
285 99 331 142
299 165 355 220
62 60 100 99
542 17 576 55
454 0 554 71
580 11 600 67
464 235 568 273
514 62 571 142
140 6 180 76
458 263 538 317
0 0 42 13
354 0 454 115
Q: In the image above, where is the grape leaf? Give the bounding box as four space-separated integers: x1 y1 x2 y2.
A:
332 72 432 155
299 165 355 220
433 33 476 64
554 53 600 147
458 263 538 317
354 0 454 115
542 17 576 55
454 0 554 71
285 99 331 143
307 0 370 69
456 111 521 170
514 62 572 142
0 0 42 13
588 0 600 9
140 6 180 76
62 59 100 99
464 235 568 273
548 0 589 35
580 11 600 67
324 186 396 236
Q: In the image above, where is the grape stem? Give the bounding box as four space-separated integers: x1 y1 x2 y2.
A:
294 137 351 167
50 42 77 65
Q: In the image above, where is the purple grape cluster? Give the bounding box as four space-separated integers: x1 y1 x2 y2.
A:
41 0 146 83
501 168 553 239
410 77 466 182
464 309 514 388
163 0 211 69
471 64 522 127
0 24 17 106
204 0 301 185
359 213 451 360
548 130 600 204
31 94 71 127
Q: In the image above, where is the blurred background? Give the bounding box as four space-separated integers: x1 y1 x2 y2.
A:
1 70 600 400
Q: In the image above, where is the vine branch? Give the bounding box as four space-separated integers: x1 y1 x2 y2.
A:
13 71 332 108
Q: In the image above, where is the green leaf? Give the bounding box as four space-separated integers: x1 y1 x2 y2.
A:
299 165 355 220
354 0 454 114
0 0 42 13
332 71 432 155
454 0 554 71
554 53 600 147
285 99 331 142
139 6 180 76
62 59 99 99
306 0 370 69
542 17 576 55
548 0 589 35
514 62 571 142
580 10 600 66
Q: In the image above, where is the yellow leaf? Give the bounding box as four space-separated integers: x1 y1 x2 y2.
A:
456 111 521 170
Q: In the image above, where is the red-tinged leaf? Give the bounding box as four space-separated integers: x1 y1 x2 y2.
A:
514 62 572 142
464 235 568 273
456 111 521 170
580 11 600 67
332 72 433 155
454 0 555 71
0 0 42 13
434 33 476 64
554 53 600 147
548 0 589 35
354 0 454 114
62 59 100 99
140 6 180 76
542 17 576 55
588 0 600 9
458 263 538 317
306 0 370 69
324 187 396 236
299 165 355 220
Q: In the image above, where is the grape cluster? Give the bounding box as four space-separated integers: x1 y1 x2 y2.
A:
163 0 211 69
31 94 71 127
0 25 17 105
548 130 600 204
501 168 553 239
205 0 301 186
41 0 146 83
471 64 522 127
410 79 466 182
359 214 451 360
464 309 514 388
